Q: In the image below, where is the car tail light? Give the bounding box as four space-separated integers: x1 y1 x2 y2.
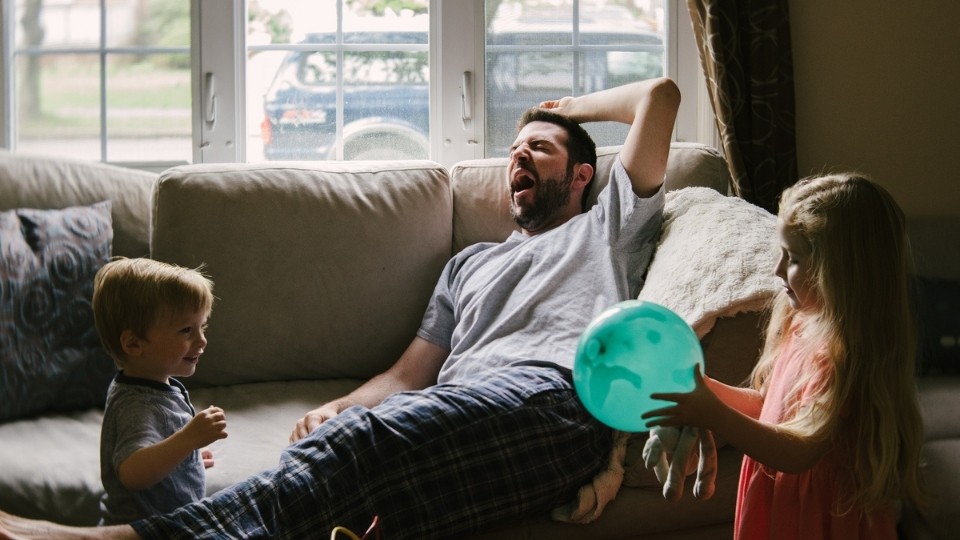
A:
278 109 328 125
260 117 272 145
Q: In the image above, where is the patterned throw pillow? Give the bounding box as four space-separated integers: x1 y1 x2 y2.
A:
0 201 117 422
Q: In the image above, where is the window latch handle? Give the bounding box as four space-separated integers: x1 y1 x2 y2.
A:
461 71 473 128
204 72 217 126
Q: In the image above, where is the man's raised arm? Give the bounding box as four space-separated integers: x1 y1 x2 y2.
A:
539 77 680 198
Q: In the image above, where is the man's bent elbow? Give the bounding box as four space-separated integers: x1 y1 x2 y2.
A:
648 77 681 110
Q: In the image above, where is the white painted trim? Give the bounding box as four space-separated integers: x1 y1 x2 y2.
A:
193 0 245 163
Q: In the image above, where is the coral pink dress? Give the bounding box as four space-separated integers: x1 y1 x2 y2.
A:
734 332 896 540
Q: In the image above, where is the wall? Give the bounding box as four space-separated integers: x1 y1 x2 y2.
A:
790 0 959 279
789 0 958 220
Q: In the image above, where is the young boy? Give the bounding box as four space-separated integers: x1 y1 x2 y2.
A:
92 257 228 525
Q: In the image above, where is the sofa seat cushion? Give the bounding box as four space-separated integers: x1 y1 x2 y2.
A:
0 409 105 524
900 437 960 540
917 377 960 440
897 377 960 539
1 377 742 539
466 445 742 540
0 379 366 526
190 379 365 491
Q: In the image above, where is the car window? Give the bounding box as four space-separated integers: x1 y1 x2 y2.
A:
297 50 428 86
485 31 663 156
483 3 664 156
292 32 429 87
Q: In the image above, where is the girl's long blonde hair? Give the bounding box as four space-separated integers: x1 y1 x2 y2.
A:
750 173 925 513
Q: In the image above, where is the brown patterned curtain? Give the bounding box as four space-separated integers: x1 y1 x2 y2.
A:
686 0 798 213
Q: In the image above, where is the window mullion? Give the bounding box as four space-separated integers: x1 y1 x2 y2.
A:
2 1 12 149
335 0 344 161
669 0 713 145
572 0 580 96
193 0 244 164
100 0 107 161
434 0 484 169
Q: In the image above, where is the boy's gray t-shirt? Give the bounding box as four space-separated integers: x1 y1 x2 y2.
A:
419 158 665 384
99 373 204 525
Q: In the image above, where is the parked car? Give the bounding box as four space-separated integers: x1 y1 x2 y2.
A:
260 27 662 161
484 26 663 156
260 30 429 161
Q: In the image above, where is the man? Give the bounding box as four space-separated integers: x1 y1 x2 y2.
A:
0 77 680 540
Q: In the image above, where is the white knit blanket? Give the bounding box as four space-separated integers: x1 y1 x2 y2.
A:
638 187 780 337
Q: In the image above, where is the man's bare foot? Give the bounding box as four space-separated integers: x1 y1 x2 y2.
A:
0 511 137 539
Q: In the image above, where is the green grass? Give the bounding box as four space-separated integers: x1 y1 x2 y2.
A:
19 60 191 137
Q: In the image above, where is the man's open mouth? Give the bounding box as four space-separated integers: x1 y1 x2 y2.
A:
510 167 536 196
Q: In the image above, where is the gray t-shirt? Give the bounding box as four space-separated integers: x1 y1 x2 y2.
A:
419 158 665 383
99 372 204 525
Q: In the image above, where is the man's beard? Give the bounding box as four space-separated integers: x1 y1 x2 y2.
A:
510 165 575 232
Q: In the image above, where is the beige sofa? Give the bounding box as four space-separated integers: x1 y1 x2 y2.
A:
0 145 952 539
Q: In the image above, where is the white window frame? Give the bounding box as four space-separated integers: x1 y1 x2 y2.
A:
0 0 712 167
193 0 245 164
1 2 9 150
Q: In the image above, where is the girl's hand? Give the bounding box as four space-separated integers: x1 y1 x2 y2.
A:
642 365 722 430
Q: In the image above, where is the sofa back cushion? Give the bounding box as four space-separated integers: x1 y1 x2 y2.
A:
450 142 731 253
151 161 452 387
0 151 155 258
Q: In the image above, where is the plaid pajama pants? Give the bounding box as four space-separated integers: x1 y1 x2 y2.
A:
132 364 614 539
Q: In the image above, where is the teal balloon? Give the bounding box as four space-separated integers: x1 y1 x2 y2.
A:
573 300 703 432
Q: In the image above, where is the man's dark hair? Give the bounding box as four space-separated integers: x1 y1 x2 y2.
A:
517 108 598 211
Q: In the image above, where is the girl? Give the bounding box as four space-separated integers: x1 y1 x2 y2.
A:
643 174 925 539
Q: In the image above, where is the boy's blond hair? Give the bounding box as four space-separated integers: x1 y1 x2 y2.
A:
93 257 214 367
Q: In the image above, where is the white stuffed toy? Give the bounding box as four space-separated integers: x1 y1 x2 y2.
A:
642 425 717 501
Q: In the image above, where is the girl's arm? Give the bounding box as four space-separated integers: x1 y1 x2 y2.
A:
118 405 228 490
703 376 763 420
644 366 832 473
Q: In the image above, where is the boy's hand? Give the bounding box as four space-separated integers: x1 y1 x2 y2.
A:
201 448 215 469
183 405 228 449
118 406 228 491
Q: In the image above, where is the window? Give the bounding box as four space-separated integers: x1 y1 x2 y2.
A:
0 0 708 169
483 1 667 156
255 13 431 161
3 0 191 165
